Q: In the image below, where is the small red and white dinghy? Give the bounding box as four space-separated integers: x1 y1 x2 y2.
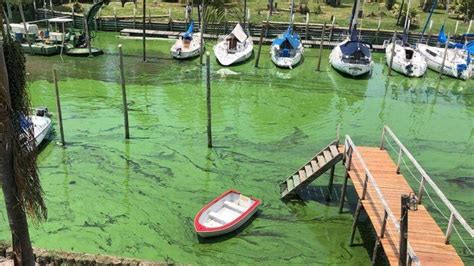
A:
194 190 261 238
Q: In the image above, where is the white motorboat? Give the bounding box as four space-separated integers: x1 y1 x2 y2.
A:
385 39 427 77
329 0 373 77
194 190 261 238
213 23 253 66
28 108 52 147
417 43 472 80
271 26 304 68
170 21 202 59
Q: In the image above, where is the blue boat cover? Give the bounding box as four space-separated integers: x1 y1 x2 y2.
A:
438 25 474 54
272 26 301 49
341 28 371 57
182 20 194 40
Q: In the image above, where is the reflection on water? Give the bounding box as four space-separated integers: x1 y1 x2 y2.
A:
2 32 471 264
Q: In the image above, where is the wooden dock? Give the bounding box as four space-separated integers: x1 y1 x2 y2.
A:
281 126 472 265
347 146 464 265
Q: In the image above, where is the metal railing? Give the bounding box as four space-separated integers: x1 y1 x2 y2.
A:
344 135 420 265
380 125 474 246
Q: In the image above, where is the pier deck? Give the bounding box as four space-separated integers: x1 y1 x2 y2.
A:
348 146 464 265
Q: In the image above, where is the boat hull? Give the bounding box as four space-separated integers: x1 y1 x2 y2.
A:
270 45 304 68
385 43 427 77
194 190 260 238
170 33 202 59
213 39 253 66
329 40 372 77
416 43 472 80
30 115 52 146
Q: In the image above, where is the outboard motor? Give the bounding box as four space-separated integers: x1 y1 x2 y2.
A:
35 107 49 117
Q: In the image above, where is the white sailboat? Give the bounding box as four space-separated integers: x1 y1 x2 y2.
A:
213 23 254 66
384 0 427 77
270 2 304 68
416 43 472 80
170 21 202 59
329 0 373 77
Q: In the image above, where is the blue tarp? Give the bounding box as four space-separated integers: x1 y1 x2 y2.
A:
341 28 371 57
438 25 474 54
182 21 194 39
272 26 301 49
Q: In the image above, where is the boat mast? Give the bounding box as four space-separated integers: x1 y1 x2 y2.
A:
289 0 294 32
349 0 361 32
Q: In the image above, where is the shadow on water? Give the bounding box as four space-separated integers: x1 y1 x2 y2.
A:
196 211 260 244
331 67 372 80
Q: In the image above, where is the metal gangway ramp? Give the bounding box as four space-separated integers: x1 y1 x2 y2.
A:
339 126 473 265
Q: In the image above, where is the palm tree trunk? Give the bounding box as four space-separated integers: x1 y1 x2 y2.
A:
0 35 36 266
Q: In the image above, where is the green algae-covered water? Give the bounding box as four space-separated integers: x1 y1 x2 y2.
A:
1 33 472 264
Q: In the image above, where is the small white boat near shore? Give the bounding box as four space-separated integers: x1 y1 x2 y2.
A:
329 31 373 77
194 190 261 238
213 24 253 66
170 21 202 59
28 108 52 147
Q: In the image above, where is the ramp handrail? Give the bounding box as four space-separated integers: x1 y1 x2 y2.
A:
344 135 420 265
380 125 474 244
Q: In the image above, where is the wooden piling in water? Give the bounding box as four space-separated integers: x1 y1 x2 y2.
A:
255 22 266 68
114 7 118 32
316 22 326 71
305 12 309 41
439 35 449 79
118 45 130 139
388 31 396 76
142 0 146 62
325 165 335 201
375 18 381 43
328 16 335 42
199 4 206 65
52 69 65 146
206 52 212 148
19 4 34 55
133 8 136 29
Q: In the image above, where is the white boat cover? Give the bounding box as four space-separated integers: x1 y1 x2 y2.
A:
227 23 248 43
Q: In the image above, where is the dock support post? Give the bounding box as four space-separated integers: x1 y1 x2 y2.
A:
53 69 65 146
439 35 449 79
339 147 352 213
396 147 402 174
372 211 388 265
148 9 151 30
71 6 75 28
316 22 326 71
255 21 266 68
399 194 409 266
118 45 130 140
206 52 212 148
349 199 362 246
142 0 146 62
454 21 459 35
379 126 385 150
388 31 396 76
133 8 136 29
325 165 336 201
445 212 455 244
417 176 425 204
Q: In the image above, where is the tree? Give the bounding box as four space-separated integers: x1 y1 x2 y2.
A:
0 1 47 265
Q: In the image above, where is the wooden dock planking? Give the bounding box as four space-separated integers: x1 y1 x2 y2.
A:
348 146 464 265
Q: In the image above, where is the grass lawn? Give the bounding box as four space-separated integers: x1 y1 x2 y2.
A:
56 0 472 34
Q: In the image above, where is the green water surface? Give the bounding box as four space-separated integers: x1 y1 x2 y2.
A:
0 33 472 264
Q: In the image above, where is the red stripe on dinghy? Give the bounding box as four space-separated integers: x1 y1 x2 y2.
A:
193 189 261 233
